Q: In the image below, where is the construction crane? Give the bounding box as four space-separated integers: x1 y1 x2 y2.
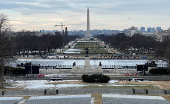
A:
55 22 80 35
54 22 65 34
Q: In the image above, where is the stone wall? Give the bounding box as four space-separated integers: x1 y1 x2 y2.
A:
58 88 169 95
1 90 44 96
1 89 170 96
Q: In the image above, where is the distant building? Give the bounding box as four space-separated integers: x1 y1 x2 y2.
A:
111 30 119 35
147 27 151 32
150 28 156 32
65 27 68 36
142 32 155 36
123 29 128 33
156 27 163 31
155 28 170 42
140 27 145 32
125 26 138 37
40 30 45 33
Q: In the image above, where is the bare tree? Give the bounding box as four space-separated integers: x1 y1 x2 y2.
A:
15 30 37 57
0 13 15 88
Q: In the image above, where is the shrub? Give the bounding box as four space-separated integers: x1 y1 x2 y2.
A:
3 66 25 75
82 74 110 83
10 67 25 75
149 68 170 75
82 74 89 82
85 76 95 83
98 75 107 83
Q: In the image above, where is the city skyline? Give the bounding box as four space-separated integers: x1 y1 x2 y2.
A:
0 0 170 31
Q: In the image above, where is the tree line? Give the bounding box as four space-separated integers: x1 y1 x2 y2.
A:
96 33 170 61
14 30 79 57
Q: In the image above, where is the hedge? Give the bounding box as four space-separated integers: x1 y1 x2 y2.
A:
149 68 170 75
82 74 110 83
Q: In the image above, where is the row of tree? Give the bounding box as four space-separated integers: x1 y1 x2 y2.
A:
96 33 170 61
96 33 157 52
15 30 79 57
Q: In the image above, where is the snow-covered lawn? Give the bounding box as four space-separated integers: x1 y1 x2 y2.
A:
10 80 84 89
7 80 118 89
5 80 153 90
108 80 119 83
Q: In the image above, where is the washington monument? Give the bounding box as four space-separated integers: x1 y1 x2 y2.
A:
86 8 91 38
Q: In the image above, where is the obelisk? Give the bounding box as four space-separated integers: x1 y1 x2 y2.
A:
86 8 91 38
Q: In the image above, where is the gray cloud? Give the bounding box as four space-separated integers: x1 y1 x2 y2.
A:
1 0 170 30
1 0 170 15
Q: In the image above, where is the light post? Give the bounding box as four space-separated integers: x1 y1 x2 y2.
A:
77 52 78 59
63 43 64 52
30 62 32 76
46 66 47 75
94 43 96 55
31 63 32 74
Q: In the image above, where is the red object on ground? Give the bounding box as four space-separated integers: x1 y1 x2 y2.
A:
38 74 45 77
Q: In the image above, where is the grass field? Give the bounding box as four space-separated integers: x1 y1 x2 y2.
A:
80 49 108 54
75 42 109 54
75 43 103 48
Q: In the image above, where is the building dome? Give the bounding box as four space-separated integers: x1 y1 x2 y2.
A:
129 26 136 30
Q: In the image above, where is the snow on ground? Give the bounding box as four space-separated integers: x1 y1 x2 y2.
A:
8 80 151 90
12 80 53 89
11 80 86 89
91 98 94 104
138 80 153 82
64 49 83 54
29 95 91 100
108 80 119 83
0 97 23 100
108 85 148 87
103 94 166 100
54 84 86 89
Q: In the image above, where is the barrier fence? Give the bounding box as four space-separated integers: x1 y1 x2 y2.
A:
39 64 167 69
40 65 137 69
1 88 170 96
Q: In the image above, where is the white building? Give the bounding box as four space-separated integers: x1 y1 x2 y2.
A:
155 28 170 42
141 32 155 36
126 26 138 37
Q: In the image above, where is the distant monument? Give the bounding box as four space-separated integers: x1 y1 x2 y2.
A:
71 57 103 74
85 8 91 39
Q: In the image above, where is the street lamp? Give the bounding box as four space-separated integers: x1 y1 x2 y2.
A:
30 62 32 76
76 52 78 59
94 43 96 55
63 43 64 52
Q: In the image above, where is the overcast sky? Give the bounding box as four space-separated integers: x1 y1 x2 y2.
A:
0 0 170 31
